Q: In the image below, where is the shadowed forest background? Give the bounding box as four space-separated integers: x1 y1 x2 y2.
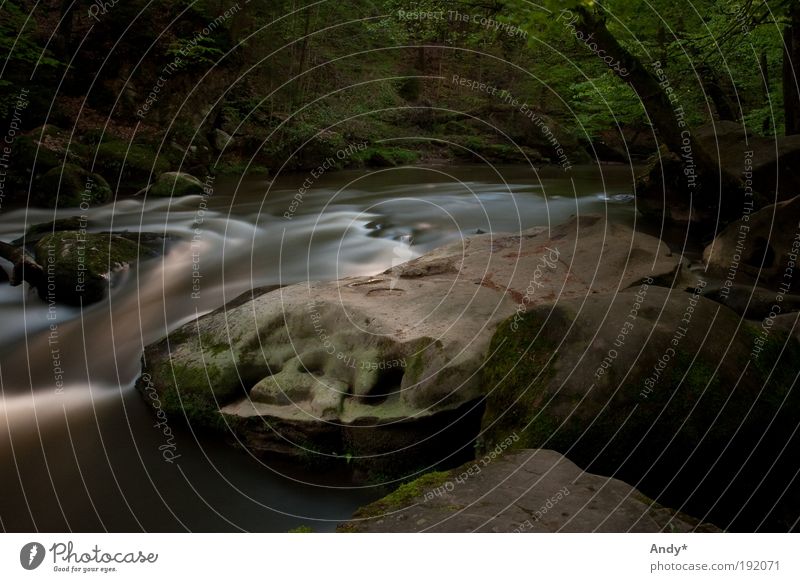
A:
1 0 797 217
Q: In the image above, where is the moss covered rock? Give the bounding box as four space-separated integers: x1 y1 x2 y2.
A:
94 140 169 191
33 164 112 208
339 450 720 532
149 172 206 197
33 231 158 305
480 285 800 530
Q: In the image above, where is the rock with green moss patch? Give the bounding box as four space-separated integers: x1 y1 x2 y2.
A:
338 450 719 532
94 140 170 191
33 231 159 305
480 285 800 531
148 172 206 198
34 164 112 208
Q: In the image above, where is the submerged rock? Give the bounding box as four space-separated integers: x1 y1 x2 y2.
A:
140 215 679 474
339 449 719 532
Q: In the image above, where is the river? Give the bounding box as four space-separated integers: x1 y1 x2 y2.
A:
0 163 637 532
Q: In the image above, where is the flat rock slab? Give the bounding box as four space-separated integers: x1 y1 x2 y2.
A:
340 449 719 533
212 215 679 424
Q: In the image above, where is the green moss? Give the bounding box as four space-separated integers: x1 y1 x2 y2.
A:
149 172 205 198
16 216 86 243
352 146 419 167
13 135 60 172
34 164 112 208
742 325 800 409
94 141 169 187
148 347 243 432
480 309 564 451
288 525 314 533
352 470 451 519
36 231 141 274
214 161 270 176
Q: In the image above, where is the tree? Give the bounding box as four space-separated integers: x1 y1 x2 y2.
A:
783 3 800 134
507 0 742 219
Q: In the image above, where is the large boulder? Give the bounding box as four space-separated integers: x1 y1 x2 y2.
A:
703 194 800 293
139 216 680 475
636 122 800 223
33 231 160 305
94 140 170 192
694 121 800 203
339 449 719 532
479 285 800 531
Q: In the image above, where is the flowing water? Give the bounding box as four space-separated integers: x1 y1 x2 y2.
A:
0 164 637 532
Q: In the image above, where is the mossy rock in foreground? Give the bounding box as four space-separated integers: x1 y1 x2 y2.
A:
480 286 800 531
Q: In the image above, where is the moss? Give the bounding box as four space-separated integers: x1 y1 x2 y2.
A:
13 135 60 172
36 231 142 274
351 470 452 519
214 161 270 176
480 309 564 451
14 216 86 244
742 325 800 411
94 141 169 188
148 347 244 432
149 172 205 198
288 525 314 533
33 231 148 304
352 146 419 167
34 164 112 208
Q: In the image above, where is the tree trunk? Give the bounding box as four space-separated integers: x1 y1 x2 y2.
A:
784 5 800 135
294 6 313 104
570 6 740 206
697 64 738 121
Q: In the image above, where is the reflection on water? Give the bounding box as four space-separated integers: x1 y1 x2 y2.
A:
0 164 636 531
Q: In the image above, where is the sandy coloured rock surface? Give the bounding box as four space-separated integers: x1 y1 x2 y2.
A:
339 449 720 532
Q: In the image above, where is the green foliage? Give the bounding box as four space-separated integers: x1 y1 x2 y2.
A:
0 1 61 117
165 36 225 71
570 72 645 138
503 0 792 135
